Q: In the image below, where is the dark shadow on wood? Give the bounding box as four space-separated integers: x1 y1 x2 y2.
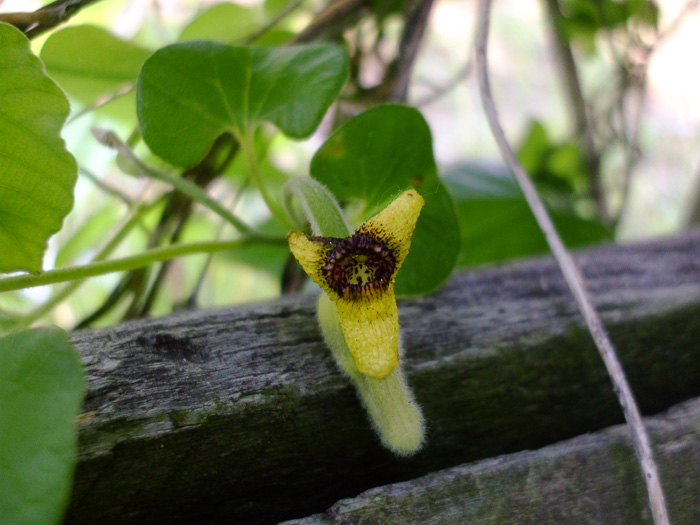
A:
283 397 700 525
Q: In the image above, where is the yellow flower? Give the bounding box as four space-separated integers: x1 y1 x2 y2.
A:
287 189 424 378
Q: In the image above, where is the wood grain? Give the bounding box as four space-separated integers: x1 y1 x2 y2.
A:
66 232 700 524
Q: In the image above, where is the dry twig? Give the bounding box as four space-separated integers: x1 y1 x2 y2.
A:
0 0 104 38
475 1 671 524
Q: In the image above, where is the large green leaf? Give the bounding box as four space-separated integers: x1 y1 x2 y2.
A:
0 328 86 525
444 163 611 267
310 105 460 296
40 26 151 107
0 23 78 274
137 42 348 167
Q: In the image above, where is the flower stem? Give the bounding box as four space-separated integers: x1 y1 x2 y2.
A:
317 294 425 455
0 236 286 294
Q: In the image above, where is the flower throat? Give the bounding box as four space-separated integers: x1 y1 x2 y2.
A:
322 231 396 299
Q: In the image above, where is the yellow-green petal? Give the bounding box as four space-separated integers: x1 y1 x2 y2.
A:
286 231 340 300
335 290 399 378
359 189 424 275
287 189 425 378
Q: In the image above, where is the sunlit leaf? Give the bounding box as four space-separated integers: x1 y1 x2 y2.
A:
179 3 263 44
137 42 348 166
40 25 151 106
311 105 460 295
55 205 120 268
0 23 77 273
0 328 86 525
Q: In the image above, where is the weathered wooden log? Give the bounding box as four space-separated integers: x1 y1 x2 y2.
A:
281 396 700 525
66 232 700 524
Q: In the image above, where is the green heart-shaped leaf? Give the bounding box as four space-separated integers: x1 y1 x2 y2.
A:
0 23 77 274
0 328 86 525
137 42 348 167
310 105 460 295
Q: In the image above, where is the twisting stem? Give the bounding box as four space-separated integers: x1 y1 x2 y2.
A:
15 199 159 327
0 237 286 294
475 2 670 524
79 166 133 205
92 128 256 235
239 133 293 228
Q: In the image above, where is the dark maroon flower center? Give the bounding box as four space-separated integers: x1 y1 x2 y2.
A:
322 231 396 299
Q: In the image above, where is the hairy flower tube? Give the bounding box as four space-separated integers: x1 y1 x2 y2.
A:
287 189 424 378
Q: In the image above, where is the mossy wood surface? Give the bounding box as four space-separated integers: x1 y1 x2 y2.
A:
66 232 700 524
282 397 700 525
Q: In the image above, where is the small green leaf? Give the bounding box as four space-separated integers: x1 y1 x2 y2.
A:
0 23 78 274
0 328 86 525
40 25 151 106
179 3 263 44
517 120 588 196
444 163 610 267
282 177 351 237
310 105 460 295
137 42 348 167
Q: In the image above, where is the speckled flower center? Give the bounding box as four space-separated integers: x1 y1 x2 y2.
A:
322 232 396 299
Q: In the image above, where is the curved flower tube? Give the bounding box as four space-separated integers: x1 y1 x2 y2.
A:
287 189 424 378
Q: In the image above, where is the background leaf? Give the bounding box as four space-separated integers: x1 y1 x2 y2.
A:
178 3 263 44
444 163 611 267
0 328 86 525
0 23 77 274
517 120 589 198
137 42 348 166
310 105 460 295
54 205 121 268
40 25 151 107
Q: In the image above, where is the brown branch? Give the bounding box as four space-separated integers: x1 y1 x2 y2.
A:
0 0 105 38
542 0 604 220
475 1 671 524
244 0 306 44
133 133 240 318
293 0 369 43
390 0 435 102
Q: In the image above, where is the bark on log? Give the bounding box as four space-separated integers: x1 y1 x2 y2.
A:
66 232 700 524
282 397 700 525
